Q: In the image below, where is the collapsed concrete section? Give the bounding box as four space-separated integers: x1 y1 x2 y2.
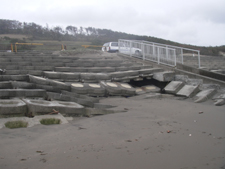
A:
0 50 225 125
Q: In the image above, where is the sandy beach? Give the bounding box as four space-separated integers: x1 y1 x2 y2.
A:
0 96 224 169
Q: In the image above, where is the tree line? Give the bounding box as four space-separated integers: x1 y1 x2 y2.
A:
0 19 224 56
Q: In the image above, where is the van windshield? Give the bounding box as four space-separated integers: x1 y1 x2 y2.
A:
111 42 118 46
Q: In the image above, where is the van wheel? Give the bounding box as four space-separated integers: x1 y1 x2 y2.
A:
135 50 141 57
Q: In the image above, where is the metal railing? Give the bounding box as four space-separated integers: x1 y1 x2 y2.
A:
118 39 201 68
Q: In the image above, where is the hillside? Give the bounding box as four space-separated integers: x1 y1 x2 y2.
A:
0 19 225 55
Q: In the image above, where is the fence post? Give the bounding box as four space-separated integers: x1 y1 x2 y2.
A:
198 51 201 68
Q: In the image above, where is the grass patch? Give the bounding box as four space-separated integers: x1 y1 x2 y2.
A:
40 118 61 125
5 121 28 129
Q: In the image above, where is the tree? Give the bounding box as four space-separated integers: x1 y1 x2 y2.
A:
66 26 77 36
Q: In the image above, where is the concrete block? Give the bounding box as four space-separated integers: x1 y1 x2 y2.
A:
0 89 16 98
5 65 19 70
29 75 50 85
94 73 111 81
174 75 189 82
35 66 54 71
138 68 164 75
153 71 175 82
212 93 225 100
214 99 225 106
61 72 80 80
176 85 200 98
71 83 89 94
44 71 61 79
80 73 96 80
23 99 85 115
164 81 185 94
2 75 29 81
4 70 21 75
24 89 47 97
115 67 130 71
70 67 88 72
0 82 12 89
36 84 61 93
186 78 203 86
94 103 116 109
61 90 99 103
200 84 220 90
194 89 217 103
135 85 161 95
87 83 106 97
0 89 46 98
0 99 27 116
46 92 73 101
54 67 71 72
100 81 123 96
117 83 136 96
48 80 71 91
28 70 43 76
11 81 35 89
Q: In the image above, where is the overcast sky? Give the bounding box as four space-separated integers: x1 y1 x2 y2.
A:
1 0 225 46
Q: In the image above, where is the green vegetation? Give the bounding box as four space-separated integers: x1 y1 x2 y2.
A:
5 121 28 129
0 19 224 55
40 118 61 125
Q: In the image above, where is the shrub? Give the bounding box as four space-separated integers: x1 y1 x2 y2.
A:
40 118 61 125
5 121 28 129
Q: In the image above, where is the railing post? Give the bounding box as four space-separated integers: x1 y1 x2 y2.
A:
130 41 132 57
118 40 120 53
153 43 155 59
157 47 160 64
181 48 183 64
198 51 201 68
174 49 177 66
142 43 145 60
166 45 168 59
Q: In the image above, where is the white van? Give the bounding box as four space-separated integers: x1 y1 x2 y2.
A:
102 42 118 53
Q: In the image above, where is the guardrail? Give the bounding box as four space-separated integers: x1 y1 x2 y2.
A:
118 39 201 68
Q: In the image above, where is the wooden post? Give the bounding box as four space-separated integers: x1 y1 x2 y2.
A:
14 44 17 53
11 44 14 52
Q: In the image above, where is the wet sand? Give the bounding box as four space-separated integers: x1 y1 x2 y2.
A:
0 97 224 169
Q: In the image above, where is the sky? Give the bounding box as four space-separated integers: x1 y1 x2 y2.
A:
1 0 225 47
